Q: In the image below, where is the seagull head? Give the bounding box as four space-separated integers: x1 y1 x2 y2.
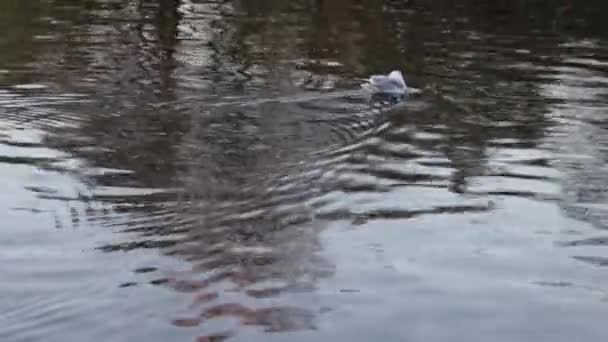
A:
388 70 407 89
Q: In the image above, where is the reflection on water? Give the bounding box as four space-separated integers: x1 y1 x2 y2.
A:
2 0 608 341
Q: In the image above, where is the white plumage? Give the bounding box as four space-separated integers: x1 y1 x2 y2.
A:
361 70 408 95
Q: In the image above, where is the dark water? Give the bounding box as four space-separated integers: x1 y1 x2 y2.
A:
2 0 608 341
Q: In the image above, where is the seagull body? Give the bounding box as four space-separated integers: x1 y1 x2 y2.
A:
361 70 414 96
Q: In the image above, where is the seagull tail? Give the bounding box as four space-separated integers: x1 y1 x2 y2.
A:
360 82 378 93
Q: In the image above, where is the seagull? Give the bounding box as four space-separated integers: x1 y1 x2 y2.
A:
361 70 420 96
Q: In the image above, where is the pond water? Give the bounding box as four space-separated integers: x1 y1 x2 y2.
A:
2 1 608 341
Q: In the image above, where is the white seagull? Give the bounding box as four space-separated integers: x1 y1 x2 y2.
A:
361 70 419 96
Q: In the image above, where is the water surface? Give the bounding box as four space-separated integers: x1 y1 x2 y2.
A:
2 1 608 341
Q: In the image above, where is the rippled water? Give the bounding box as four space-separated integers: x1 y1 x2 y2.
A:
2 1 608 341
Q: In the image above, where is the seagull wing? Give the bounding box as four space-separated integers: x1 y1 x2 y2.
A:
369 75 405 94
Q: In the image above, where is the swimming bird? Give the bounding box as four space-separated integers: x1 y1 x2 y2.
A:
361 70 419 96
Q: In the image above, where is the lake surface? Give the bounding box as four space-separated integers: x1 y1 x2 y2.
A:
2 1 608 341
